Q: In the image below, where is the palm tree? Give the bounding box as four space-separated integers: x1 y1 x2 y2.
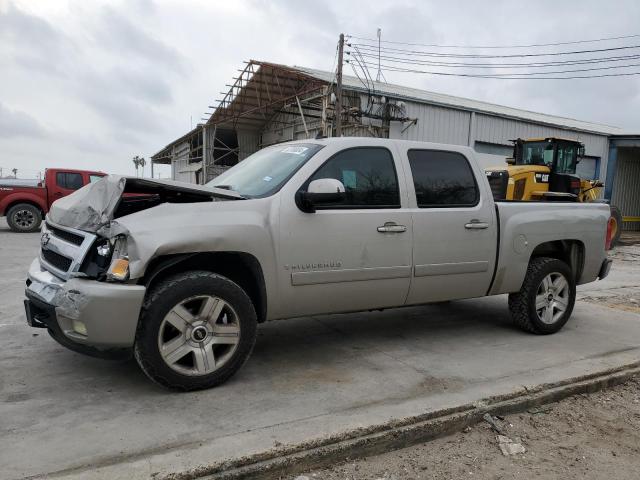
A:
11 168 17 178
132 156 146 177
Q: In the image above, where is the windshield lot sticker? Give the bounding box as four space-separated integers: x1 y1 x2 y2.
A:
263 176 273 182
342 170 357 189
282 146 309 155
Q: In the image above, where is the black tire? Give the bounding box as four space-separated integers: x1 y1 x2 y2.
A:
609 205 623 248
508 257 576 335
6 203 42 233
134 271 257 391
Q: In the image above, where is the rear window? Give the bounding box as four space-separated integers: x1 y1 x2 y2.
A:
408 150 479 207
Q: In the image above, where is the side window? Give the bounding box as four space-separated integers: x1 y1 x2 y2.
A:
56 172 84 190
89 174 104 183
56 172 66 188
65 173 84 190
308 147 400 208
408 150 479 207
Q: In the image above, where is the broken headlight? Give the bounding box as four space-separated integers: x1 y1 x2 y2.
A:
106 235 129 282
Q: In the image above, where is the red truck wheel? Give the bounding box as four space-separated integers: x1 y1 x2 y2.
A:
6 203 42 233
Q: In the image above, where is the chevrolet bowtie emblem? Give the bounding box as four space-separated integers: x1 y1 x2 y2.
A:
40 232 51 249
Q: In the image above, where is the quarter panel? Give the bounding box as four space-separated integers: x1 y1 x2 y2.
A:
490 201 609 294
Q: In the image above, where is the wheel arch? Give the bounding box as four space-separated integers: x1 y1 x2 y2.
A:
3 197 46 218
529 239 585 282
140 252 268 323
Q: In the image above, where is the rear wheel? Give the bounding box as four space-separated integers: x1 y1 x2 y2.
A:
508 257 576 335
609 205 623 248
134 271 258 391
6 203 42 233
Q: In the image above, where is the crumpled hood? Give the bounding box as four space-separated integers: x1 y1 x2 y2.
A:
47 175 242 233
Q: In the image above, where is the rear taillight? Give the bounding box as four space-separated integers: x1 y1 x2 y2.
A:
605 216 614 250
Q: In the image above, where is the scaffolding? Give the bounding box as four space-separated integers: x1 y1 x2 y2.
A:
151 60 413 183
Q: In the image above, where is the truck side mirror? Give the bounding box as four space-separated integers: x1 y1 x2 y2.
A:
296 178 346 213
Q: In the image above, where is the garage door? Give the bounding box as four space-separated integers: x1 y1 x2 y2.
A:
576 156 598 179
612 154 640 231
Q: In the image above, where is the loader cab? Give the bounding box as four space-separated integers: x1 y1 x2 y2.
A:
514 138 583 173
513 138 584 198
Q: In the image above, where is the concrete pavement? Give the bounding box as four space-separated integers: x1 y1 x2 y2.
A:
1 219 639 480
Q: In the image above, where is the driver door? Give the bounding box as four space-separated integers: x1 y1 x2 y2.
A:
277 146 413 318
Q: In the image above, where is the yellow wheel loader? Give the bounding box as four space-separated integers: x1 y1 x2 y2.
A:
485 137 622 246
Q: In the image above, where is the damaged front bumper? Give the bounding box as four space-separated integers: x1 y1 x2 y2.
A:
25 258 146 357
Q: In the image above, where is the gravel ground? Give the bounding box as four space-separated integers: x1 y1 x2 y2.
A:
579 246 640 314
299 375 640 480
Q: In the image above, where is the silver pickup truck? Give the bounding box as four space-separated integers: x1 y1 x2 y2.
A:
24 138 613 390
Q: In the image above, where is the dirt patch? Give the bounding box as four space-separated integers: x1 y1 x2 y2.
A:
302 376 640 480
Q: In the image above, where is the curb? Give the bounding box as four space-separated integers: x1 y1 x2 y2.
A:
165 361 640 480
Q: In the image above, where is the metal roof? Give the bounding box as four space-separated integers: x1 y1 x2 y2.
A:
294 65 623 136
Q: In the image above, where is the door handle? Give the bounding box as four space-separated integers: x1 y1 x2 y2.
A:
377 222 407 233
465 220 489 230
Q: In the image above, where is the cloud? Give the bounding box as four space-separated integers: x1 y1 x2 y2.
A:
0 102 47 139
2 0 640 180
0 2 76 77
94 5 188 74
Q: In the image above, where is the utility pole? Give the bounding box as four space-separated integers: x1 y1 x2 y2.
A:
335 33 345 137
376 28 382 82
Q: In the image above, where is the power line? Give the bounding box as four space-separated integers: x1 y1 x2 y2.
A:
346 33 640 49
351 60 640 79
351 51 640 69
349 42 640 59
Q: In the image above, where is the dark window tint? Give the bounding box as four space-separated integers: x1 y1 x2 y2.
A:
309 147 400 208
408 150 479 207
56 172 84 190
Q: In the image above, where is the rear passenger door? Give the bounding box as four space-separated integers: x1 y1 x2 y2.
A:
403 149 497 304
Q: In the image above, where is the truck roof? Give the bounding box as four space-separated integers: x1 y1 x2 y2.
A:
276 137 476 155
44 167 106 175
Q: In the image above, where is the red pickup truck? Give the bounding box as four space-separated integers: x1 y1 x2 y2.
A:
0 168 105 233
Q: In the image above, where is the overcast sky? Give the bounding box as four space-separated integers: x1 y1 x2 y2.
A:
1 0 639 178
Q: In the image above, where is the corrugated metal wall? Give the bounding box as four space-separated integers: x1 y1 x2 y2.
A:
389 102 471 145
237 129 261 160
612 148 640 231
172 142 196 183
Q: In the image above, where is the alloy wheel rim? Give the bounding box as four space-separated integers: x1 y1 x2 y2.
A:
535 272 570 325
15 209 35 228
158 295 240 376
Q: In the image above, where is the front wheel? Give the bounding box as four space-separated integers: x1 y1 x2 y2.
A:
6 203 42 233
508 257 576 335
134 271 257 391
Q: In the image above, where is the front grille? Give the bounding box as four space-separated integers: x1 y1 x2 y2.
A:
42 248 73 271
46 222 84 246
487 171 508 200
39 221 97 279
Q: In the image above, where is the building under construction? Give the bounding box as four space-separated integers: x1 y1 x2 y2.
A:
151 59 640 231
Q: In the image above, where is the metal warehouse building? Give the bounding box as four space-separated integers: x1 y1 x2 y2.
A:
151 60 639 230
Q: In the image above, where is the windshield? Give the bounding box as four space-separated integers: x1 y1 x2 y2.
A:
207 143 324 198
555 143 578 174
519 141 554 167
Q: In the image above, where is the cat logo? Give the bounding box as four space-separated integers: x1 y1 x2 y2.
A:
535 173 550 183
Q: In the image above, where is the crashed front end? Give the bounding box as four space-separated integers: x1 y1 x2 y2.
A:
25 220 145 358
24 175 233 358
